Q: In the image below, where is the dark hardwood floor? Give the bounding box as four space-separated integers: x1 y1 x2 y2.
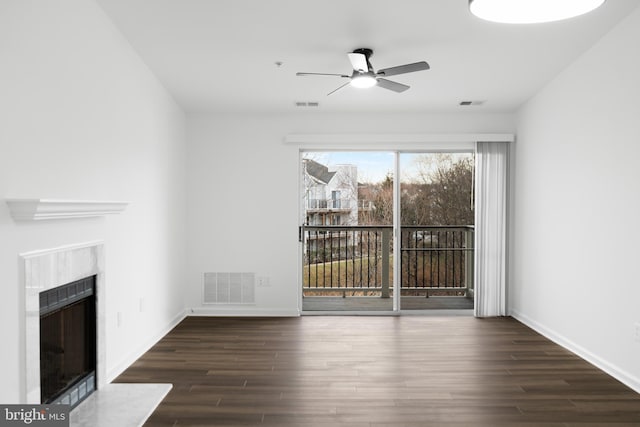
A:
116 316 640 426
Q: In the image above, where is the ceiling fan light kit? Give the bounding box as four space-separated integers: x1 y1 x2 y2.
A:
469 0 606 24
351 74 377 89
296 48 429 96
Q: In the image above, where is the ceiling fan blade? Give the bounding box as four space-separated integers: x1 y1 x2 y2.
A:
327 81 351 96
297 72 350 77
347 53 369 72
377 61 430 77
376 78 410 93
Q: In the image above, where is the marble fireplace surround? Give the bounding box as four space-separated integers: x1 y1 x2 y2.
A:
22 241 107 404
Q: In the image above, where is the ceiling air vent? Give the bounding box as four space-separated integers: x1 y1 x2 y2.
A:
295 101 320 108
459 100 485 106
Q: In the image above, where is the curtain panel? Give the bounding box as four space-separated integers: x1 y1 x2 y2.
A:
474 142 508 317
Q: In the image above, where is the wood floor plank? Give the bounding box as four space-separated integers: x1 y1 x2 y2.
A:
115 316 640 426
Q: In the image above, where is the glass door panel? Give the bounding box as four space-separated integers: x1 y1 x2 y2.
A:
399 153 475 311
301 152 394 312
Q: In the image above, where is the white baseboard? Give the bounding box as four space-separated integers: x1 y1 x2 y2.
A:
106 309 187 383
187 307 300 317
510 309 640 394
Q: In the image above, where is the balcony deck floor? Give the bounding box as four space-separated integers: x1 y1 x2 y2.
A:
302 296 474 312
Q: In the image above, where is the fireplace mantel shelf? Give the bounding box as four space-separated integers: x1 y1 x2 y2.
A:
5 198 129 221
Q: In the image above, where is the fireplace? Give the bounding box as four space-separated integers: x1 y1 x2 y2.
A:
22 241 107 406
39 276 97 408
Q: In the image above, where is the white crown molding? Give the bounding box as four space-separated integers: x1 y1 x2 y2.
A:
5 198 129 221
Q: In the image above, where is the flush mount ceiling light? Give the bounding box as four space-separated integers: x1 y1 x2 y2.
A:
469 0 606 24
350 73 377 89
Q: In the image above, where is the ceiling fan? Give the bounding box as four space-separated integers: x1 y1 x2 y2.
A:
296 48 430 96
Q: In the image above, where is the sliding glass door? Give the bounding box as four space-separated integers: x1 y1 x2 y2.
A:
300 150 475 313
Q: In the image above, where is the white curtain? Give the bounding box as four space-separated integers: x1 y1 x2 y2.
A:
474 142 508 317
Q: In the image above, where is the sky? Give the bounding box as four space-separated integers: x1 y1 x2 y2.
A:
303 151 473 184
305 152 394 183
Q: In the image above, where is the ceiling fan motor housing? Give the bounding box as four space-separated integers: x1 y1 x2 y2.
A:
352 48 374 73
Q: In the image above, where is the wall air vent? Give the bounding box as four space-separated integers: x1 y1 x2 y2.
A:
203 272 255 304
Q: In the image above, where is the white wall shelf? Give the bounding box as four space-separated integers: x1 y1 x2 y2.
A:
5 199 129 221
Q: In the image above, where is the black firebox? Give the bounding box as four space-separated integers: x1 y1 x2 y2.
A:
39 276 96 409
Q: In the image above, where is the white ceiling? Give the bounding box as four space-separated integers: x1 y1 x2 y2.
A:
96 0 639 113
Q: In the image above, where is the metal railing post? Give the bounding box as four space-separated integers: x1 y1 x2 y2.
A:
465 228 474 298
381 228 391 299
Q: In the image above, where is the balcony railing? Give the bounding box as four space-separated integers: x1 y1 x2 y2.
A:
307 199 352 210
400 226 474 295
301 225 474 297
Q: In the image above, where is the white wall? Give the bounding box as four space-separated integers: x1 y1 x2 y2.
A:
0 0 187 402
186 112 515 315
511 5 640 391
